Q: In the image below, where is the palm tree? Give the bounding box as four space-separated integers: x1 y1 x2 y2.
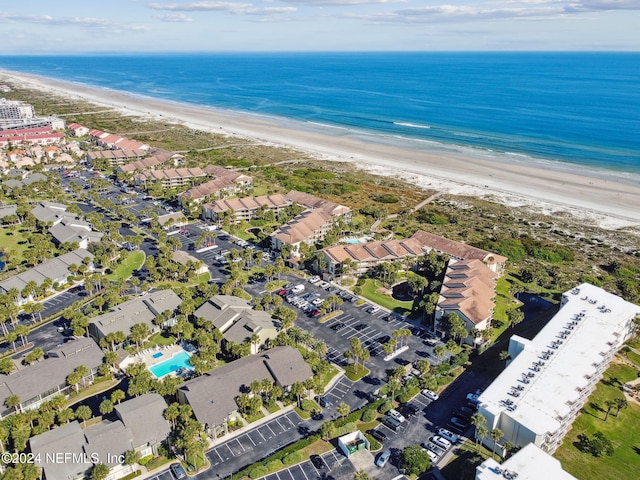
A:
476 424 489 448
471 413 487 445
490 428 504 458
614 397 628 417
603 399 616 421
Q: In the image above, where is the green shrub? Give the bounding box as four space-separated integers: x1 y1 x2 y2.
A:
120 470 142 480
364 433 381 451
283 451 305 466
137 455 153 466
301 399 320 413
379 400 393 414
265 459 284 472
249 465 269 479
334 422 357 437
361 409 377 422
397 386 421 404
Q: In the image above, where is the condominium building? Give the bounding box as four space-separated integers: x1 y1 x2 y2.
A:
201 194 290 222
476 443 577 480
271 208 334 258
476 283 640 455
134 167 208 189
319 230 506 279
436 259 497 342
0 99 35 120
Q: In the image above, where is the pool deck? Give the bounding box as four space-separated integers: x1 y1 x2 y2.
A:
136 344 184 369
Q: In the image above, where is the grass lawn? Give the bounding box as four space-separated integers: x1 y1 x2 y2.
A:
344 364 370 382
106 251 145 282
620 346 640 367
245 411 265 424
360 278 413 314
266 404 280 414
318 310 343 323
440 440 492 480
145 331 176 348
65 379 120 408
0 227 29 267
554 361 640 480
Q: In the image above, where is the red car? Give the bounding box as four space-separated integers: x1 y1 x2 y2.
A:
276 289 289 296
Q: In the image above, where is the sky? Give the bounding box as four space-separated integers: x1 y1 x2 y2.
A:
0 0 639 52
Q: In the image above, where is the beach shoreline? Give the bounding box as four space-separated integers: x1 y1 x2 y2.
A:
2 68 640 231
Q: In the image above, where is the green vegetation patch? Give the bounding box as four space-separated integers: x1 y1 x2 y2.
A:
554 362 640 480
106 251 145 282
344 364 370 382
360 279 413 313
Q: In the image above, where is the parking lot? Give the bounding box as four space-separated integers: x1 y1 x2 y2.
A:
258 449 354 480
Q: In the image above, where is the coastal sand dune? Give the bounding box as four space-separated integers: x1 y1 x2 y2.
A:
3 69 639 230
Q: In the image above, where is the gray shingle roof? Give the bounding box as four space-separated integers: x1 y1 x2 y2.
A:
29 421 93 480
0 337 104 411
89 289 182 338
261 346 314 388
115 393 171 446
178 346 312 428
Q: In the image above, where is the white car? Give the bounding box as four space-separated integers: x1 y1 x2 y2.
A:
438 428 459 444
432 435 452 450
290 284 305 294
388 409 406 423
312 298 324 306
423 448 439 463
422 389 439 401
308 275 321 283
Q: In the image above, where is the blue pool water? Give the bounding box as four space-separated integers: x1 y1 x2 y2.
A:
149 351 193 378
152 352 163 359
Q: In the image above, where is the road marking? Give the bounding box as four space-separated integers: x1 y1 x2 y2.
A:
236 438 245 451
225 443 234 457
298 464 310 480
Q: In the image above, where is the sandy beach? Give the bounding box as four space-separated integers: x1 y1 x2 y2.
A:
2 69 640 231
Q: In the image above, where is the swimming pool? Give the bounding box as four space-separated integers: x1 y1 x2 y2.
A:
149 351 193 378
343 237 372 245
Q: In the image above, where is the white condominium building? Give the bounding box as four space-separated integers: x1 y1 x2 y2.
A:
476 443 577 480
477 283 640 454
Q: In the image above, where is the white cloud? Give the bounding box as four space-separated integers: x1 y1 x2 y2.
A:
0 12 149 32
273 0 406 5
154 13 194 21
146 1 296 15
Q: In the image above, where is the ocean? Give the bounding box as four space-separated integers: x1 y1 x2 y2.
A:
1 52 639 179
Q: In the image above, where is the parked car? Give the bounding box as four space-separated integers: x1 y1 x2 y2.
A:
438 428 459 443
353 323 367 331
376 451 391 468
466 393 481 406
431 435 452 450
370 429 387 442
398 404 419 418
308 275 321 283
422 441 446 458
367 305 380 314
170 462 187 479
290 284 305 294
381 415 401 431
421 389 439 401
316 396 331 408
423 448 439 463
450 416 469 430
388 409 407 423
310 454 325 469
330 322 346 331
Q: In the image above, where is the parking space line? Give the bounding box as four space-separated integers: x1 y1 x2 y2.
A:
212 448 224 462
225 443 235 457
266 424 276 436
236 438 245 451
297 464 310 480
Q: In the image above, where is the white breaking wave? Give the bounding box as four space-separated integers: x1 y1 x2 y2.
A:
393 121 430 129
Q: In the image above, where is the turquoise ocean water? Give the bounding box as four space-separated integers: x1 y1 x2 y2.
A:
1 52 638 179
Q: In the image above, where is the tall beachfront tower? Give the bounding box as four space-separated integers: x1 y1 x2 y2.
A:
476 283 640 455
